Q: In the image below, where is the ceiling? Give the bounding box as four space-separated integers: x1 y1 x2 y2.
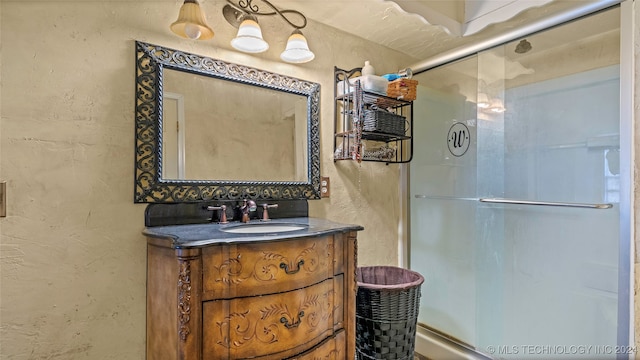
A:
266 0 612 64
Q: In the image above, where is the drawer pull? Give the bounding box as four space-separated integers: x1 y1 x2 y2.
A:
280 260 305 275
280 311 305 329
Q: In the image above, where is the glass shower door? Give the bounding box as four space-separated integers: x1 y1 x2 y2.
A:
410 54 480 347
410 7 623 359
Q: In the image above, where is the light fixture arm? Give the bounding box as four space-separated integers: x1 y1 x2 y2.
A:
226 0 307 29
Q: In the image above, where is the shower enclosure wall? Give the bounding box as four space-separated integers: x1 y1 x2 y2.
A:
408 5 630 359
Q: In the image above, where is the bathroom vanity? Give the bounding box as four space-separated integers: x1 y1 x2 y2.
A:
134 42 346 359
143 217 362 359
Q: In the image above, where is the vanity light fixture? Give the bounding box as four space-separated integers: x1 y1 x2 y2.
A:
223 0 315 63
170 0 214 40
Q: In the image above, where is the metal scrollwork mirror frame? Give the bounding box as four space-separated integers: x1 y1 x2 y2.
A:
134 41 321 203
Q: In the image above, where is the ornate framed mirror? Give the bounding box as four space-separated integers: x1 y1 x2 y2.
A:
134 41 321 202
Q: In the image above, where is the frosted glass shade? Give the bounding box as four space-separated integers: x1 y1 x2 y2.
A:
489 98 506 113
231 17 269 53
280 30 315 63
477 93 490 108
170 0 214 40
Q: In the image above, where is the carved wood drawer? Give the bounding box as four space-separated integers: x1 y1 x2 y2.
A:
288 329 346 359
202 278 335 359
201 236 334 299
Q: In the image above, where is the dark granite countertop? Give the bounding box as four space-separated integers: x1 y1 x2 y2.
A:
143 217 364 248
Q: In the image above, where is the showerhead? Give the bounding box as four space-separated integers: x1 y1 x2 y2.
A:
515 39 532 54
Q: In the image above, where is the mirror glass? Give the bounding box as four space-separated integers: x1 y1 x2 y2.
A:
162 69 308 182
134 41 321 203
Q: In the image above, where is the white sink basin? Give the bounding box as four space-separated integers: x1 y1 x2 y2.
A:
221 223 308 234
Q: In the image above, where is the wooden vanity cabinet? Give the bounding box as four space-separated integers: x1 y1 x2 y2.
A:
145 231 358 360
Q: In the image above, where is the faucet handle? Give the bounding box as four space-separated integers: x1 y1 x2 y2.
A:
206 205 228 224
260 203 278 221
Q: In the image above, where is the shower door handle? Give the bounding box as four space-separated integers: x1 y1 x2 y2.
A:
478 198 613 209
414 195 613 209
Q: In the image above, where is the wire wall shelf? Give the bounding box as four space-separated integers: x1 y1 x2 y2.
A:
334 66 414 164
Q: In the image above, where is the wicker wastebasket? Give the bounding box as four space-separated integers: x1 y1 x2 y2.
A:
356 266 424 360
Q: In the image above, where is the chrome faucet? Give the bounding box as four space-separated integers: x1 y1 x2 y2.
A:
240 199 257 223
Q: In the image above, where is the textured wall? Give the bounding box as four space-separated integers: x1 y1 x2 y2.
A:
0 1 414 358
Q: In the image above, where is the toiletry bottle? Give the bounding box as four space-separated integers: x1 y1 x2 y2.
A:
362 61 375 76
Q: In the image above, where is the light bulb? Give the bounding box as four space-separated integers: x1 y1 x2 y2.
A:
184 23 202 40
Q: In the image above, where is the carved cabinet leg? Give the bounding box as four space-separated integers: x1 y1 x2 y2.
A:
176 250 202 360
